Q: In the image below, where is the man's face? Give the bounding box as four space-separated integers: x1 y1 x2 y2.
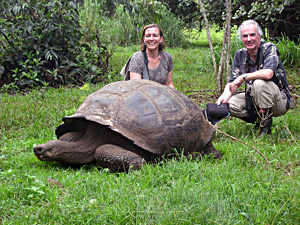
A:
241 24 261 53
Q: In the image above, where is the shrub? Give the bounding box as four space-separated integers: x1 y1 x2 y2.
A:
275 36 300 69
0 0 110 92
213 34 300 70
81 0 188 47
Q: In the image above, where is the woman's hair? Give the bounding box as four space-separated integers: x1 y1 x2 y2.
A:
237 20 263 39
140 24 166 51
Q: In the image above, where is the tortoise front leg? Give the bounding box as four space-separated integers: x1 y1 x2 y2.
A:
58 132 84 142
95 144 145 172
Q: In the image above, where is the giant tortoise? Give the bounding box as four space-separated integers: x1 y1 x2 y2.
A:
34 80 221 172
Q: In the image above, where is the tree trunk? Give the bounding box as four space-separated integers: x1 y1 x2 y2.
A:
197 0 217 75
224 0 232 90
198 0 232 96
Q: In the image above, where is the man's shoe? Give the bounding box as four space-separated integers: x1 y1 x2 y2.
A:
259 116 272 136
257 108 273 136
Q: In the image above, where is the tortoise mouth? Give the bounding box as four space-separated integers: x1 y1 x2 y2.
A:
33 141 57 161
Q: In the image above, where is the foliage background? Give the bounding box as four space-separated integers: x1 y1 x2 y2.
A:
161 0 300 42
1 44 299 224
0 1 300 223
1 0 300 92
0 0 187 92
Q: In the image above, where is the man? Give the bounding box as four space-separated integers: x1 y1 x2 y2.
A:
217 20 291 136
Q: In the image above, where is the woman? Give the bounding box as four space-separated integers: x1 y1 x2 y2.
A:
128 24 174 88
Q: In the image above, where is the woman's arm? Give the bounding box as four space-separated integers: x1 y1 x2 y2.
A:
165 70 174 88
129 71 142 80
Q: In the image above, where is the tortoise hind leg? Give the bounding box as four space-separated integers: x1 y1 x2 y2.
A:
95 144 146 172
202 141 222 159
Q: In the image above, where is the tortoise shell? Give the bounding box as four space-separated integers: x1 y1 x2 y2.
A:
56 79 215 156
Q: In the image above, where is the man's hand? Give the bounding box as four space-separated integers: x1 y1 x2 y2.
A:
217 83 235 105
230 75 244 92
217 74 249 105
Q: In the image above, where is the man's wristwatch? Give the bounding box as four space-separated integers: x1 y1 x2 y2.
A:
242 73 248 82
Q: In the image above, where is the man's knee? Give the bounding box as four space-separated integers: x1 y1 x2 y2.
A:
228 98 245 117
228 99 240 113
251 80 275 109
252 80 270 94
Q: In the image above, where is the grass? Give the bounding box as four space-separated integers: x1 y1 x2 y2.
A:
1 41 300 224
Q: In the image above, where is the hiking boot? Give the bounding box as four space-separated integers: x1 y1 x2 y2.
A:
257 108 273 136
259 116 272 136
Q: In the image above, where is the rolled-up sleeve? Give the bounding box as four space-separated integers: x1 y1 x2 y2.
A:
229 51 243 83
128 52 144 75
262 44 279 71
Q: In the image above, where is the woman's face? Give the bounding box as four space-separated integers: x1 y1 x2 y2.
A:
143 27 163 51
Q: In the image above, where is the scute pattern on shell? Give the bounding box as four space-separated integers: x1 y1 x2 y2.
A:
57 80 215 156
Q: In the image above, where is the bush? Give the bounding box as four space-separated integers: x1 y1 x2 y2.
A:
79 2 139 47
120 0 187 47
275 36 300 69
0 0 110 92
80 0 188 48
213 34 300 70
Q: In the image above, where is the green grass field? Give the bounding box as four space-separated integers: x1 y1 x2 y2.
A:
1 43 300 224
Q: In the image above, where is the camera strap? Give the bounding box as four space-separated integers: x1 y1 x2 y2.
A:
142 50 150 80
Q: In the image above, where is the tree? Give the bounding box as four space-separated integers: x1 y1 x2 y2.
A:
197 0 232 95
198 0 300 43
237 0 300 43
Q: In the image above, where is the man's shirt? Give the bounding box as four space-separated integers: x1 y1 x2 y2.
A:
229 41 291 109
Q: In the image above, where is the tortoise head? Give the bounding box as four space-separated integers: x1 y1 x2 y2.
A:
34 140 63 161
34 122 102 165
